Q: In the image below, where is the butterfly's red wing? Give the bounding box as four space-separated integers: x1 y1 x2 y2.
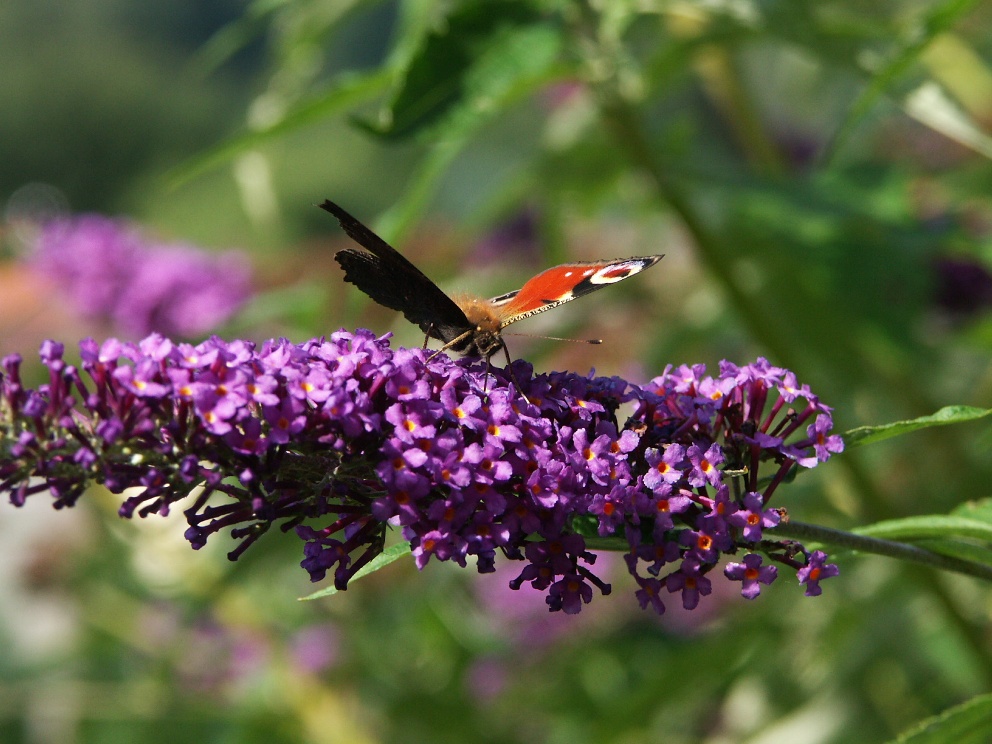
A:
490 256 663 327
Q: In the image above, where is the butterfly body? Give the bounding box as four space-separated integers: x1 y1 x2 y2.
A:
321 200 662 361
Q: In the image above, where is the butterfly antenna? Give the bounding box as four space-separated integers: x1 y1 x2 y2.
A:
501 332 603 345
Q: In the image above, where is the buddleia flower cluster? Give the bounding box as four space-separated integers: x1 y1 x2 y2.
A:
0 331 841 614
30 214 251 338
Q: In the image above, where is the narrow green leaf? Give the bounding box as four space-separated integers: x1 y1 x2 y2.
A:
842 405 992 448
187 0 286 78
299 541 412 601
889 692 992 744
824 0 983 165
855 515 992 545
903 82 992 160
913 538 992 569
363 0 552 140
168 69 392 188
369 26 563 242
952 498 992 525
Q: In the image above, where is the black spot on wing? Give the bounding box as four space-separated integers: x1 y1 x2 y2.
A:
488 289 520 307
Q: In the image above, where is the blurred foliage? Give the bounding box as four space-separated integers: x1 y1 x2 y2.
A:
4 0 992 742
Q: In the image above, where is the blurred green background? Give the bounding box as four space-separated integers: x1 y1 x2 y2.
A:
3 0 992 742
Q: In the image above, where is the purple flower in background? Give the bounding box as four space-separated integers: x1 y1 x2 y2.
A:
289 625 340 674
932 255 992 318
471 207 542 266
0 332 843 614
31 214 251 338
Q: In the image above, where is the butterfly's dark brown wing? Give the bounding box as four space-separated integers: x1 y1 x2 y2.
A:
320 200 471 343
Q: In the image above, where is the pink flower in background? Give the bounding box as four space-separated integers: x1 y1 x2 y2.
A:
31 214 251 338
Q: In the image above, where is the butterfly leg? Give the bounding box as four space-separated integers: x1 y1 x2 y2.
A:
499 342 525 399
425 329 473 363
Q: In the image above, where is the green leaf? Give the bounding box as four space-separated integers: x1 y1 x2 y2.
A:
855 515 992 545
952 498 992 525
366 15 562 242
361 0 557 140
824 0 984 164
888 692 992 744
903 82 992 160
849 515 992 571
230 281 329 332
168 69 392 187
299 541 412 601
842 406 992 448
187 0 285 78
913 538 992 569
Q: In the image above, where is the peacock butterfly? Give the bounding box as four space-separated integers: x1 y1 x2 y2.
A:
320 200 662 362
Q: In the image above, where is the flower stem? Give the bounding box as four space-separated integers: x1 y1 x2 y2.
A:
775 520 992 582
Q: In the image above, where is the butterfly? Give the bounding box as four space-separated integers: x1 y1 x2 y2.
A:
320 200 663 363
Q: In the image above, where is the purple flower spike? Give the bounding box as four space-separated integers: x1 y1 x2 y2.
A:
1 331 844 614
30 214 252 338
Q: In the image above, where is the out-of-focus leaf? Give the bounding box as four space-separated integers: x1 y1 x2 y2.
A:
855 515 992 548
903 82 992 160
889 692 992 744
230 281 329 332
300 541 412 600
921 32 992 116
842 406 992 448
952 499 992 525
824 0 984 163
372 16 564 241
169 69 391 187
914 539 992 569
358 0 552 140
841 516 992 575
188 0 287 77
